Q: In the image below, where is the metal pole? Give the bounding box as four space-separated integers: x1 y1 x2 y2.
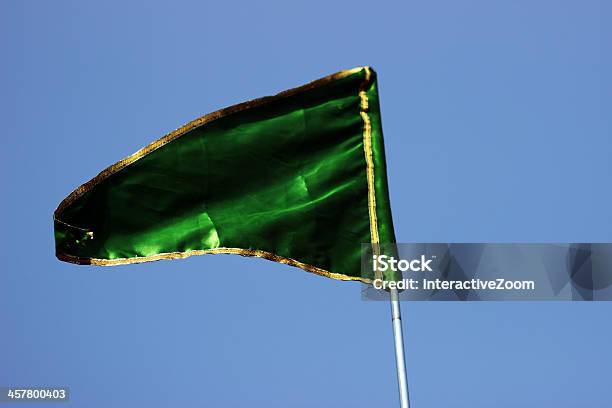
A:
390 287 410 408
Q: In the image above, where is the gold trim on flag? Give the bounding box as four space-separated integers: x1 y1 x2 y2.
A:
57 248 371 283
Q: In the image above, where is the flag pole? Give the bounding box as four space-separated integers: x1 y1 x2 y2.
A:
390 287 410 408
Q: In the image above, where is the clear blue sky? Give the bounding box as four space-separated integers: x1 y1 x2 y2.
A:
1 1 611 407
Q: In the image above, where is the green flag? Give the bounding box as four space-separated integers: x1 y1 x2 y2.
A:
54 66 395 283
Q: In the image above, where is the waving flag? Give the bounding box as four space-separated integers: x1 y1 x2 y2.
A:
54 67 396 283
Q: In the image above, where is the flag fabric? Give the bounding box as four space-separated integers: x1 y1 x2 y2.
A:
54 66 396 283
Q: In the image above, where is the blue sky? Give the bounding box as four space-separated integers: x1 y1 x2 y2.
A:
1 0 611 407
